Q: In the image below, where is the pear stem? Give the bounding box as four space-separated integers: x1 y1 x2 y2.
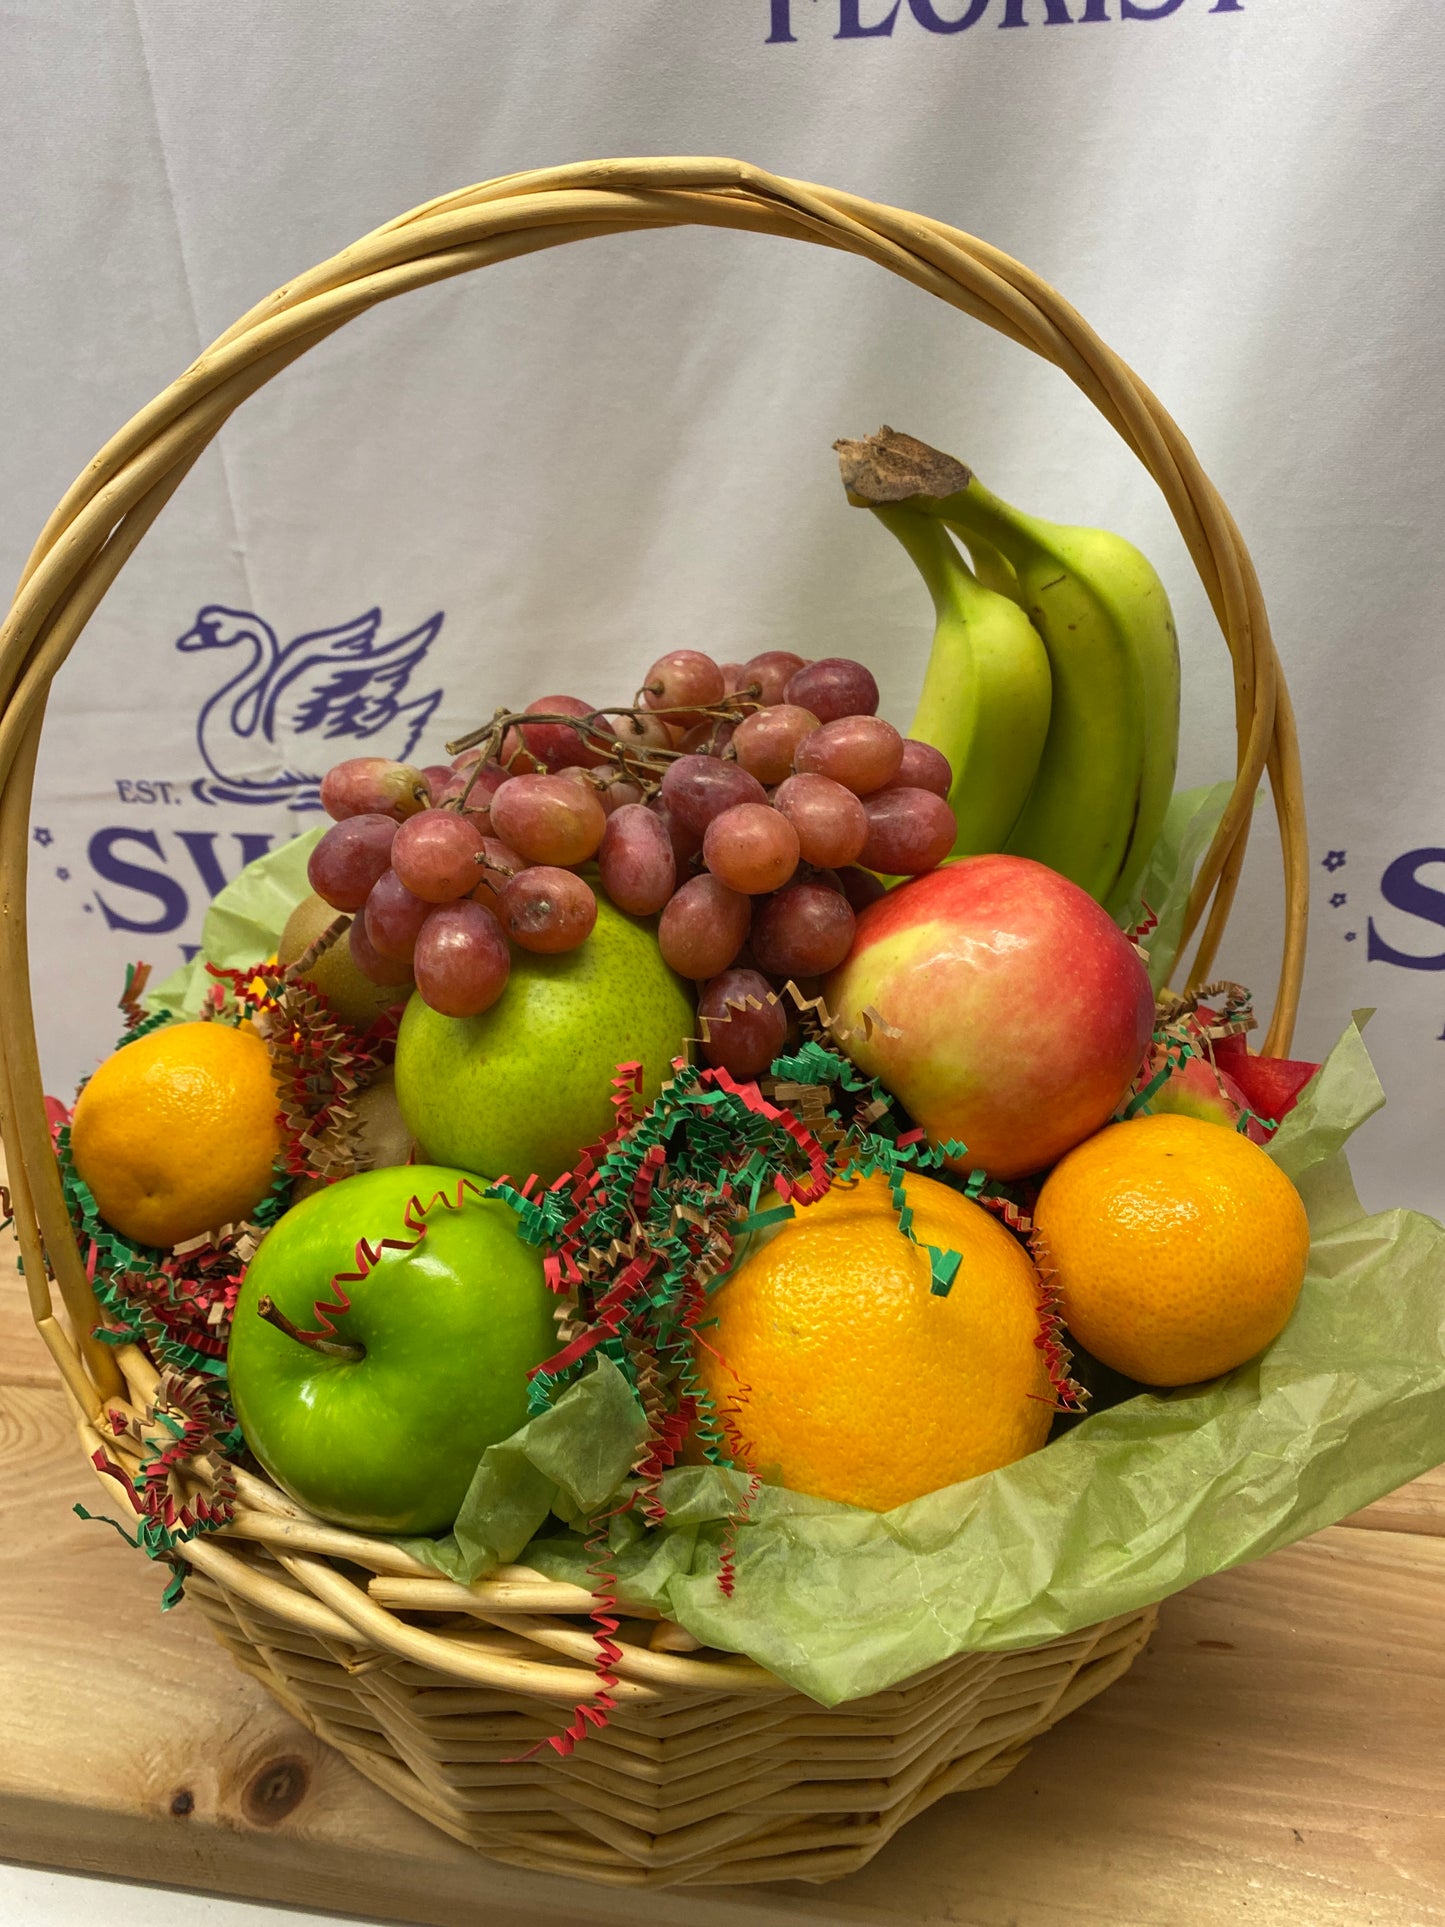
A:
257 1295 366 1362
282 914 351 986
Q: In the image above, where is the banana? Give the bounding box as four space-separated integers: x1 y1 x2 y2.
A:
868 507 1052 858
958 529 1022 605
836 428 1180 913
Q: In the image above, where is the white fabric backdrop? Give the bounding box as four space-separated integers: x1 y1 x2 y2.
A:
4 0 1443 1238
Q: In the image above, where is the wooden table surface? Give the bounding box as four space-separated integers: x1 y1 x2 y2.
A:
2 1229 1443 1927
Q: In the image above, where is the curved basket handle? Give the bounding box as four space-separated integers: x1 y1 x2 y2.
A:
0 157 1306 1394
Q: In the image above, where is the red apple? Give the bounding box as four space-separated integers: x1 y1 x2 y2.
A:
1147 1049 1268 1143
823 855 1154 1179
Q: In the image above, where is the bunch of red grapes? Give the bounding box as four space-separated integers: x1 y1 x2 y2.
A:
305 647 956 1078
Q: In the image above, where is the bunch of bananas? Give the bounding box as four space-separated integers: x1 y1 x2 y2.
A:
835 428 1180 919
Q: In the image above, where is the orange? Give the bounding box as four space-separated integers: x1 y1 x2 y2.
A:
1033 1113 1311 1388
695 1170 1053 1511
70 1020 283 1249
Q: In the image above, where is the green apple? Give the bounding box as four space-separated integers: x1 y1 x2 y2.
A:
394 892 693 1185
227 1165 554 1534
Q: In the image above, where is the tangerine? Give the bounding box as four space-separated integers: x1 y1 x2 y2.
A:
70 1020 283 1248
695 1170 1053 1511
1033 1112 1311 1387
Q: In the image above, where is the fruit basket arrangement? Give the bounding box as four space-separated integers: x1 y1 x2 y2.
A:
4 161 1445 1892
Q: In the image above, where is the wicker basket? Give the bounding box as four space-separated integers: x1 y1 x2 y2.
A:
0 159 1307 1890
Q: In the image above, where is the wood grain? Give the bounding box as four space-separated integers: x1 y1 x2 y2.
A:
1 1213 1442 1925
0 1214 56 1388
1344 1462 1445 1538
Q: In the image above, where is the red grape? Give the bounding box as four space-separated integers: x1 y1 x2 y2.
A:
489 774 607 866
838 864 888 913
703 803 800 895
498 867 598 954
498 727 543 773
364 868 433 961
888 739 952 798
641 649 725 724
678 717 737 757
572 762 644 814
658 874 752 978
430 767 482 817
750 880 856 978
860 788 957 874
647 798 704 871
470 837 527 913
771 774 869 868
784 657 879 724
740 650 807 705
698 968 788 1080
658 755 767 836
450 796 494 835
446 752 510 814
794 715 904 796
598 805 676 915
391 808 486 903
464 791 498 824
518 695 610 772
719 661 750 695
419 763 454 798
308 815 399 911
413 901 511 1018
556 766 609 811
606 710 673 755
320 757 429 823
732 704 821 785
604 773 646 812
348 912 415 988
454 757 509 804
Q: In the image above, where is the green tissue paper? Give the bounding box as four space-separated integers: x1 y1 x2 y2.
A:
160 811 1445 1707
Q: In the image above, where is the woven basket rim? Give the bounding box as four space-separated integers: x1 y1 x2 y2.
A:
0 156 1307 1695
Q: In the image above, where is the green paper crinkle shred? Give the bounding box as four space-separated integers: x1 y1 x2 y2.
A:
58 823 1445 1701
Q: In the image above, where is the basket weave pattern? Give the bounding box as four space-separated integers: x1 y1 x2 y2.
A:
190 1563 1154 1887
0 159 1302 1888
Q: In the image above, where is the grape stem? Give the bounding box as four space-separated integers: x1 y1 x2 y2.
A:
444 692 764 811
257 1295 366 1362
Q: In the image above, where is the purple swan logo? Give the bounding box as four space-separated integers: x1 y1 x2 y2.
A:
177 604 445 808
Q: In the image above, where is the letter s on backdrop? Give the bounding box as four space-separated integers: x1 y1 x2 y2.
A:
89 827 190 934
1367 848 1445 970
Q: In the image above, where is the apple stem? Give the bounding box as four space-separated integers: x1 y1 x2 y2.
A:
256 1295 366 1362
